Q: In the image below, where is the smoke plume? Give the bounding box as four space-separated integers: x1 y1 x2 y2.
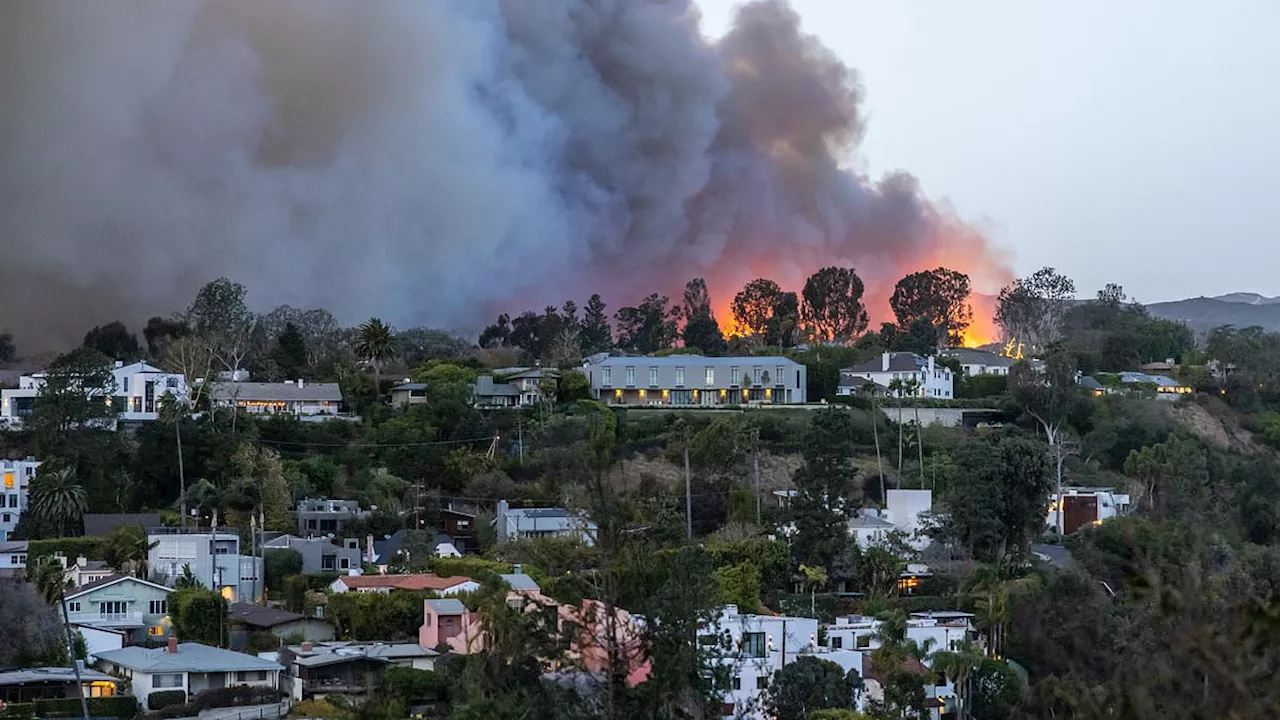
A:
0 0 1009 351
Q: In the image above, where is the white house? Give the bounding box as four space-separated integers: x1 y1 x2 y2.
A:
0 539 28 578
839 353 953 400
0 362 185 429
585 355 808 406
97 639 283 711
64 575 174 643
208 380 344 418
62 556 115 588
0 457 38 540
705 605 864 720
849 490 934 551
940 348 1013 377
148 527 262 603
1047 487 1131 535
495 500 597 545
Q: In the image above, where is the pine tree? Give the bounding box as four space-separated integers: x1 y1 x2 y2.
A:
580 294 613 355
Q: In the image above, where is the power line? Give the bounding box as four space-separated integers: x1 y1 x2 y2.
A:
249 434 495 449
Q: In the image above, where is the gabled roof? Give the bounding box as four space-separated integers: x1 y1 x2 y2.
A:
837 375 887 391
474 376 521 396
97 643 283 674
117 361 170 375
942 348 1013 367
336 573 475 592
66 574 172 601
842 353 929 374
392 382 429 391
588 354 802 368
82 513 162 538
1077 376 1104 391
209 381 342 402
0 540 28 553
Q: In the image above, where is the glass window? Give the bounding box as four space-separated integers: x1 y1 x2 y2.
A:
757 675 770 690
68 601 80 612
776 366 784 384
649 367 658 387
831 635 843 649
730 367 740 385
625 366 635 386
753 366 761 384
602 367 612 386
731 676 741 691
705 367 714 386
148 625 165 637
153 674 183 689
321 555 336 571
856 635 871 649
675 367 685 386
741 632 766 658
149 600 167 614
122 377 129 393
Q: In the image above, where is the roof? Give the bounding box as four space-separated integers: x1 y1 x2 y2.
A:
228 603 314 629
500 573 541 592
1118 371 1183 388
837 375 887 390
842 353 929 374
117 361 170 375
1077 376 1105 391
336 574 475 592
848 515 896 529
209 381 343 402
97 643 283 674
588 354 802 368
392 382 429 391
0 667 118 686
66 574 173 600
289 642 437 667
0 540 28 553
82 513 162 538
506 506 570 519
474 376 520 396
293 653 389 669
942 348 1013 367
424 598 467 613
76 560 111 572
372 529 405 563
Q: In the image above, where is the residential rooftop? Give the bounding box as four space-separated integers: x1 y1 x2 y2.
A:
336 573 474 592
0 667 118 686
209 381 342 402
97 643 283 673
585 354 803 368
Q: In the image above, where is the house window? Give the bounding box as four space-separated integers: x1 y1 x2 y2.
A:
8 494 16 507
704 367 715 386
100 601 127 616
741 632 766 658
730 367 739 386
675 367 685 386
236 671 267 683
602 367 612 386
753 367 761 384
122 377 130 393
731 676 741 691
11 554 24 565
625 366 635 387
795 370 800 388
856 635 871 649
2 514 9 524
149 600 167 615
68 601 80 612
831 635 843 649
153 674 183 689
321 555 336 571
648 367 658 388
757 675 770 690
148 626 164 636
167 377 178 388
340 558 350 570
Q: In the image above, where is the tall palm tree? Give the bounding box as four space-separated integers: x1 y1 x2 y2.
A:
858 382 886 505
355 318 400 401
30 466 88 537
30 555 90 720
931 640 985 720
799 564 828 618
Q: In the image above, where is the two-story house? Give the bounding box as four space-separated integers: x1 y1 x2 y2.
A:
279 641 437 702
585 355 807 406
263 534 362 575
839 353 954 400
296 499 366 537
148 527 261 603
940 348 1013 377
472 368 557 408
0 362 186 429
64 575 174 643
0 457 38 540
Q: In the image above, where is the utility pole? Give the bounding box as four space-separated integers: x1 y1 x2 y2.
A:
517 412 524 466
176 410 187 528
684 444 693 541
249 512 257 604
752 431 762 526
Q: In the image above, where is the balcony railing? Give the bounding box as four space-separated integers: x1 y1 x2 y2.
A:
68 610 145 626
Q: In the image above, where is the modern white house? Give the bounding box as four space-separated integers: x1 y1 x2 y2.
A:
838 353 954 400
208 380 344 418
0 457 38 540
0 361 186 429
1047 487 1131 534
495 500 597 545
97 639 283 711
63 575 174 643
849 490 934 551
705 605 863 720
148 527 262 603
940 348 1013 377
585 355 808 406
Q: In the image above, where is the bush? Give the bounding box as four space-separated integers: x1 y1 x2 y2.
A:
26 537 106 561
169 588 228 646
283 574 309 613
148 686 285 719
264 549 304 590
0 696 140 720
148 689 187 710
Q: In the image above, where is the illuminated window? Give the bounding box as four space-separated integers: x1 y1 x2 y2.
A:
147 626 164 637
3 473 11 489
220 586 235 601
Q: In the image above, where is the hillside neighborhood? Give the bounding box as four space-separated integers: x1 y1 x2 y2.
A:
0 264 1273 720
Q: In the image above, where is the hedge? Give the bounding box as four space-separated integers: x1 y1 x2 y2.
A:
147 689 187 710
148 686 285 720
26 537 107 561
0 696 140 720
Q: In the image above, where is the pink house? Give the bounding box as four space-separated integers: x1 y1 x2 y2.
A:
418 574 650 686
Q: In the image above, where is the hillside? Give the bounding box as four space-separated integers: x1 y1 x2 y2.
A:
1145 296 1280 332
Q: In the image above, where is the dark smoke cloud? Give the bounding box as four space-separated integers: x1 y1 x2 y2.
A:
0 0 1008 352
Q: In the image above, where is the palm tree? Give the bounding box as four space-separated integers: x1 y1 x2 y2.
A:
29 465 88 537
30 555 90 720
858 382 886 505
104 525 159 578
931 640 985 720
799 564 828 618
355 318 400 401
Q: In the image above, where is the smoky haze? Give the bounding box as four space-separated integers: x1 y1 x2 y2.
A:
0 0 1008 351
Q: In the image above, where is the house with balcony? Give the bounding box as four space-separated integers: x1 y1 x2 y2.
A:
296 499 367 538
0 362 185 429
208 379 344 418
148 527 261 603
839 353 954 400
585 355 807 406
63 575 173 643
0 457 38 540
471 368 557 408
96 638 283 711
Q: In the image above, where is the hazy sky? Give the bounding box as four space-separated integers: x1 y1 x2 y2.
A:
699 0 1280 302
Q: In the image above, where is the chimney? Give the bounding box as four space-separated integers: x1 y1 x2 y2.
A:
881 353 891 372
114 360 124 369
496 500 510 543
76 556 87 568
366 534 375 563
512 563 522 575
297 378 305 388
300 641 313 653
167 636 178 654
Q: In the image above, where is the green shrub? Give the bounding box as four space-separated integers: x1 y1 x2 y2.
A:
264 549 304 590
0 696 141 720
147 689 187 710
26 537 106 561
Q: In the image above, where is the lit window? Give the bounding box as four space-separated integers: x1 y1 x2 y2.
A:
3 473 11 489
148 626 164 637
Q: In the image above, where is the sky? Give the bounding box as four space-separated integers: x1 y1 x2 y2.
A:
698 0 1280 302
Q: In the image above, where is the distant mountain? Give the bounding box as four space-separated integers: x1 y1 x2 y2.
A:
1146 295 1280 332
